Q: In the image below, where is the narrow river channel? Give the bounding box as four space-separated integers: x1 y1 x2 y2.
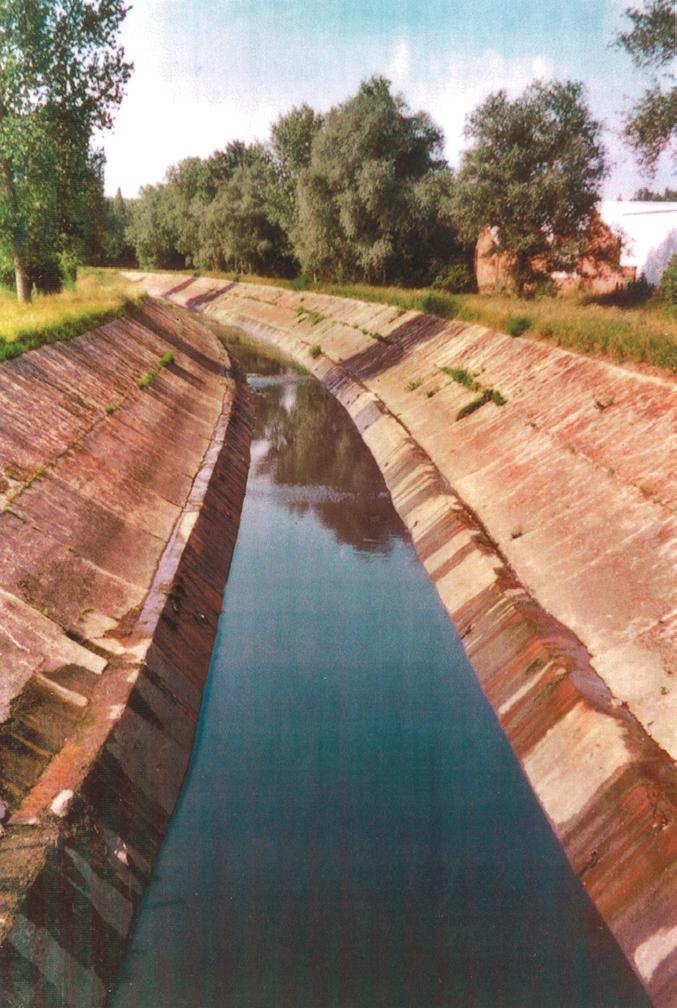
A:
111 331 649 1008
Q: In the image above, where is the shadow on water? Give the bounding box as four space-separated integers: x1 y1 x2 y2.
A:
110 324 652 1008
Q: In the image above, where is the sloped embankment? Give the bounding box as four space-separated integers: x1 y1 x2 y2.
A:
0 301 252 1005
130 273 676 1008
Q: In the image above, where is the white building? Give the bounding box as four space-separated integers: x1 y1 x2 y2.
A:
600 201 677 285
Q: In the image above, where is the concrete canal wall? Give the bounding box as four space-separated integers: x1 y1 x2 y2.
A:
0 301 252 1006
129 272 676 1008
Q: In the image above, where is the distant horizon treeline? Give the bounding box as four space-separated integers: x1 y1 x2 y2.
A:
116 77 473 290
109 73 674 295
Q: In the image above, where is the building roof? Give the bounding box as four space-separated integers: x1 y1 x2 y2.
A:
600 201 677 284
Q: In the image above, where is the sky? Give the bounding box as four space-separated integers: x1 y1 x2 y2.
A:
102 0 675 200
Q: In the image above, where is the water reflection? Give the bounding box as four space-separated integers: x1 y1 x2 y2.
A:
111 326 651 1008
249 377 403 556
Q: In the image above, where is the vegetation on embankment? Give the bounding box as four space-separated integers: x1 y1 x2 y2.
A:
139 267 677 371
0 269 147 362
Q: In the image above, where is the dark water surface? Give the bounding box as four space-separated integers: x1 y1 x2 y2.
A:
111 333 649 1008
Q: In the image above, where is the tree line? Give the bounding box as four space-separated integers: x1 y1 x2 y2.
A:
123 75 611 297
1 1 674 302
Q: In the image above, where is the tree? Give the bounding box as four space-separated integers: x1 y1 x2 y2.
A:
125 183 183 270
294 77 453 284
452 80 608 295
102 187 135 265
633 186 677 200
269 104 323 242
0 1 131 300
195 157 292 276
616 1 676 175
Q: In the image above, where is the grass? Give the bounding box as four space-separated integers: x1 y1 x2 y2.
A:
185 268 675 371
137 348 175 390
455 388 506 421
441 366 482 391
56 268 672 374
320 284 676 370
296 306 324 326
504 314 533 337
0 268 147 363
441 364 507 414
137 369 157 389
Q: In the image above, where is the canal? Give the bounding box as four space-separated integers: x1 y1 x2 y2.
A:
111 330 649 1007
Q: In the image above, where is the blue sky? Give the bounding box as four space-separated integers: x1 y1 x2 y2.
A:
104 0 674 198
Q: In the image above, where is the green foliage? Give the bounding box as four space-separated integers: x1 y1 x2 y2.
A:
452 80 607 295
417 292 457 318
308 343 322 358
656 253 677 313
289 274 310 291
137 348 175 388
505 315 533 337
196 157 292 275
137 369 157 389
103 188 136 266
294 76 458 284
616 1 676 174
455 387 506 420
125 142 295 276
441 366 481 390
126 184 184 270
296 306 324 325
456 389 493 420
0 0 132 300
432 260 475 293
269 105 323 241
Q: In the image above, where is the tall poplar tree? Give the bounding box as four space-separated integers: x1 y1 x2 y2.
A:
0 0 131 300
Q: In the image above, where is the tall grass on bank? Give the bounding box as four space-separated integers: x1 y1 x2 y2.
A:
0 269 147 362
315 284 677 372
169 267 675 371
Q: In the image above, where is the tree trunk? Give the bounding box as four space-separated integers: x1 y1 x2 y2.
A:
515 251 529 298
14 254 31 304
1 155 31 303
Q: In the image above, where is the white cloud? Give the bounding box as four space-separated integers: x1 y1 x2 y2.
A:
409 49 555 165
389 41 411 85
102 2 670 200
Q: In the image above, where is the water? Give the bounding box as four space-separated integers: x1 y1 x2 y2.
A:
111 332 649 1008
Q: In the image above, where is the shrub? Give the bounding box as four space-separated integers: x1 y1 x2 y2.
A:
504 314 533 337
309 343 322 358
441 366 481 391
657 255 677 315
417 292 457 318
290 274 310 291
432 262 474 294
